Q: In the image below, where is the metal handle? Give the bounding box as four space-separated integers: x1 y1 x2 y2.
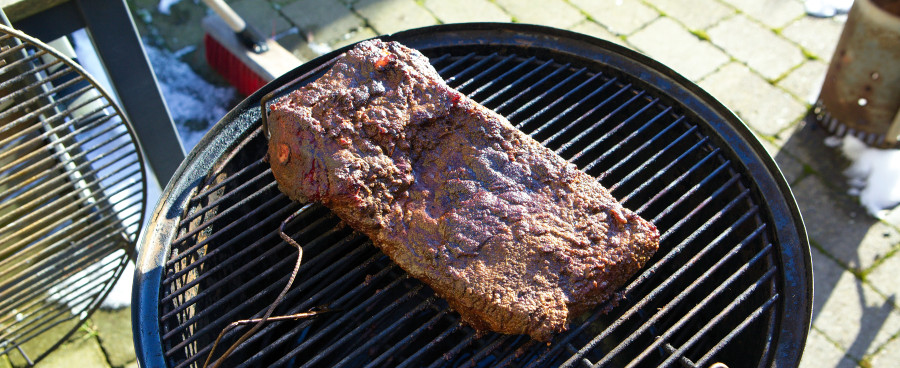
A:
201 0 269 54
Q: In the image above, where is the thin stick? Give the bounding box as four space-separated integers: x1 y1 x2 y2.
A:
203 203 314 368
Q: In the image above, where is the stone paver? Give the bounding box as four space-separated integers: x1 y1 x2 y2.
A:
281 0 366 44
773 119 850 184
135 1 207 51
91 308 136 368
353 0 438 35
331 26 379 49
708 15 805 81
568 20 631 48
33 336 109 368
777 60 828 103
718 0 806 29
811 248 900 359
568 0 658 35
628 17 729 81
699 62 806 136
800 328 860 368
781 16 845 62
866 243 900 301
495 0 585 29
758 138 806 185
231 0 293 36
647 0 735 30
792 175 899 272
884 206 900 228
871 334 900 367
6 316 85 367
423 0 511 24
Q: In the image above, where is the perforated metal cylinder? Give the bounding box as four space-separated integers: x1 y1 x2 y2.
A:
814 0 900 148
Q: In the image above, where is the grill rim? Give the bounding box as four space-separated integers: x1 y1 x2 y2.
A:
132 23 811 368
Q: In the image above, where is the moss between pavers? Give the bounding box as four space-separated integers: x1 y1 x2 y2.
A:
91 308 136 368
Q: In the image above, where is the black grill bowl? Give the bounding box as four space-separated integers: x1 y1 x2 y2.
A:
133 24 811 368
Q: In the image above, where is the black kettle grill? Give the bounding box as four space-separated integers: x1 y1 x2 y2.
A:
133 24 811 368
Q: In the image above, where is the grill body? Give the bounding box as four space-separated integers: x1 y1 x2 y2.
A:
134 24 811 368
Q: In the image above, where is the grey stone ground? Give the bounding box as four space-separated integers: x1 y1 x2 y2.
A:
7 0 899 367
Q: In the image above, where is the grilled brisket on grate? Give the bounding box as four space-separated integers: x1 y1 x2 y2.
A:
266 39 659 341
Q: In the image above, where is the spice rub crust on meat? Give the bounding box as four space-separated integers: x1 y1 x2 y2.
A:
266 39 660 341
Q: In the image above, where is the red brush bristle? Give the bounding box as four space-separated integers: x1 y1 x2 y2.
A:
204 34 267 96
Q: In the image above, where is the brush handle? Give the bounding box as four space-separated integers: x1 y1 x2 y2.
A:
202 0 245 32
201 0 269 53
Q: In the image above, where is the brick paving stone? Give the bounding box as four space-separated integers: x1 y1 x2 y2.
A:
800 328 860 368
92 308 135 368
698 62 806 136
707 15 805 81
277 33 316 62
773 119 850 183
791 175 899 272
884 207 900 228
353 0 438 35
865 244 900 304
33 336 109 368
777 60 828 104
871 334 900 368
568 0 657 35
495 0 585 29
569 20 631 48
136 1 208 51
423 0 511 23
281 0 367 44
718 0 806 29
645 0 735 30
781 16 845 62
7 317 87 367
811 246 847 321
231 0 293 36
627 17 729 81
331 27 379 49
810 247 900 359
758 138 806 185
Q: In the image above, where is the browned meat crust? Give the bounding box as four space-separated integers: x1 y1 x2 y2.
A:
267 39 659 341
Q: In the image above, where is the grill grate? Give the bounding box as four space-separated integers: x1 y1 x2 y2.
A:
157 48 781 368
135 24 809 368
0 25 144 365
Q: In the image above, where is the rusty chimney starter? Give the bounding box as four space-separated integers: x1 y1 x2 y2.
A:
814 0 900 148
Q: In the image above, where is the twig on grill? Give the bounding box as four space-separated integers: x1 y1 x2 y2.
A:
203 203 326 368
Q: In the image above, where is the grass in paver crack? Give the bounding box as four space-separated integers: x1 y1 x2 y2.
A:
801 48 819 61
689 29 710 41
78 321 100 341
858 356 873 368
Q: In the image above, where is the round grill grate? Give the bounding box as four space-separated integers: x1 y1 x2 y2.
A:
0 24 145 365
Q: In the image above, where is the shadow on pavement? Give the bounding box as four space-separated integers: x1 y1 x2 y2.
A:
775 115 895 364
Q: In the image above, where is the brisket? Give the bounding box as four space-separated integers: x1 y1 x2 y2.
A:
266 39 659 341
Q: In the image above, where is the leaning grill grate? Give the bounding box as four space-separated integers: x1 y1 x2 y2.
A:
158 52 777 368
0 25 145 366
